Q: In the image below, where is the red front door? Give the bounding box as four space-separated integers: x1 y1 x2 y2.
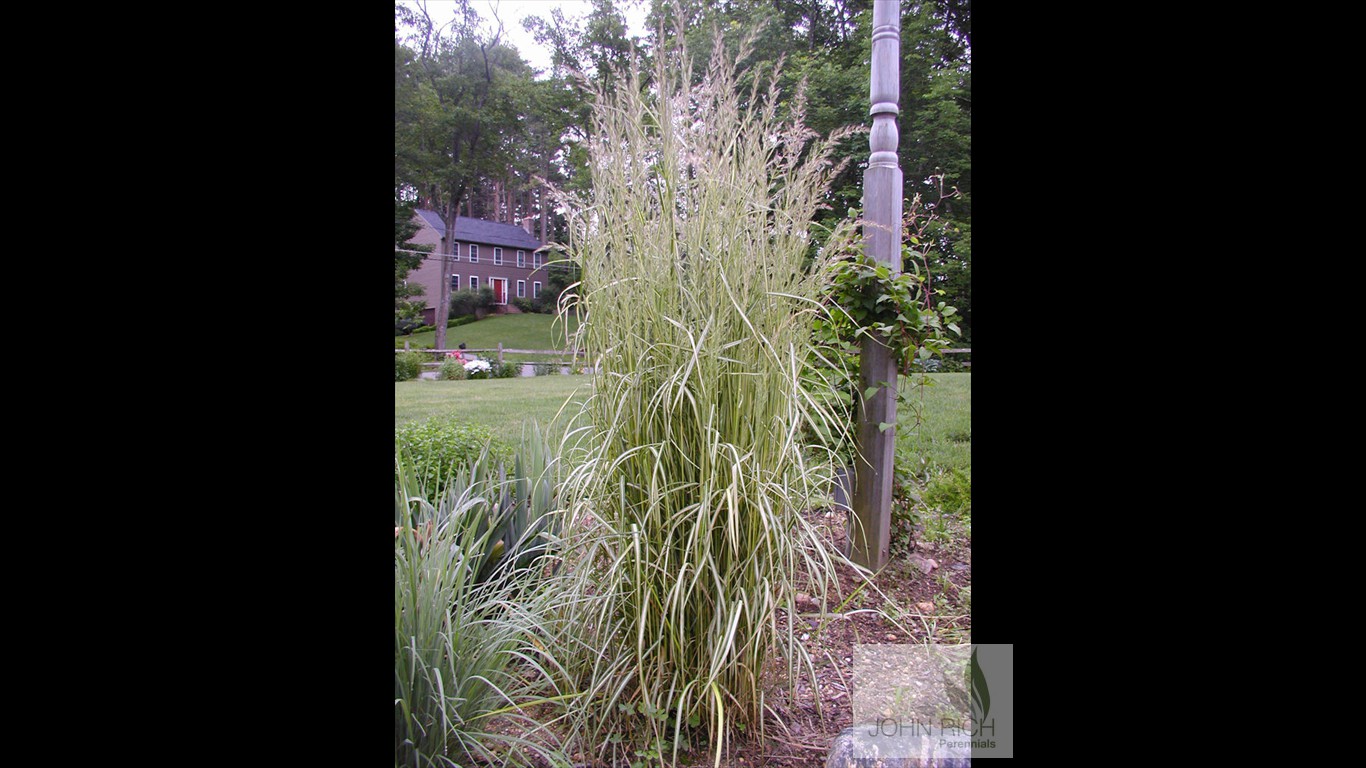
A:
492 278 506 305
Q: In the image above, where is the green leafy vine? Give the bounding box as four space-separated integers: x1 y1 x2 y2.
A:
809 194 962 468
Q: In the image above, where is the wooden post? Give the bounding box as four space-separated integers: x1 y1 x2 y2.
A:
497 342 504 365
851 0 903 572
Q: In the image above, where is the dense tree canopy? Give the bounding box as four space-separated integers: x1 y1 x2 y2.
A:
396 0 550 346
395 0 970 341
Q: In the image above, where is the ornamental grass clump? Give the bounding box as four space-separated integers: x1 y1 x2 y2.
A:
546 31 862 764
394 431 570 767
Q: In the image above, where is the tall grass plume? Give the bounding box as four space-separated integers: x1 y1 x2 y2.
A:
545 28 863 765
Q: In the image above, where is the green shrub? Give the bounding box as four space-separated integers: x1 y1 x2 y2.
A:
492 361 519 379
395 317 425 336
923 467 971 515
394 418 512 504
395 352 425 382
448 289 480 319
915 467 971 547
449 288 497 319
447 315 478 329
438 356 468 380
511 297 536 313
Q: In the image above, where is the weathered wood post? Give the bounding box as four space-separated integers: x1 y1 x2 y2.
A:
851 0 902 572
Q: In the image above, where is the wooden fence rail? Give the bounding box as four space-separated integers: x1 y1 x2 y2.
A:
396 341 584 366
397 342 968 366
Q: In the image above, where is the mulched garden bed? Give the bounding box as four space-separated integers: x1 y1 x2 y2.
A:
663 505 971 768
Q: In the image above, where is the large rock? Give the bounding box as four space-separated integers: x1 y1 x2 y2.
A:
826 723 972 767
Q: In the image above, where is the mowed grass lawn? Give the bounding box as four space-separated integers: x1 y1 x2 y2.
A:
396 313 581 363
899 373 971 472
396 373 969 471
395 375 592 442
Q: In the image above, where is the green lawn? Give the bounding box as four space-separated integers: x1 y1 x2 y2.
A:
395 375 593 443
897 373 971 472
396 372 969 472
396 313 581 361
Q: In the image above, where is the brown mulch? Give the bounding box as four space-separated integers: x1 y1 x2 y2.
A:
671 505 972 768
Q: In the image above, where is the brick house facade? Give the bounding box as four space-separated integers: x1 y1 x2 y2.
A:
404 210 553 326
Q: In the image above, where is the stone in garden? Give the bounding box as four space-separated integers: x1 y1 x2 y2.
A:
848 643 977 765
907 554 938 574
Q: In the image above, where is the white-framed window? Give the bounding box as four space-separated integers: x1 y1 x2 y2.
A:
494 247 503 266
470 276 479 291
533 281 542 299
517 250 526 268
450 274 460 290
452 243 461 262
469 244 479 263
517 280 526 298
534 251 544 269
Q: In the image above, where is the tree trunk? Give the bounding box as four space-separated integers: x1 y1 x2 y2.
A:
434 206 455 352
539 184 549 244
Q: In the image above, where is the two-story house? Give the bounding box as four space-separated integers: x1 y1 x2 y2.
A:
404 209 553 326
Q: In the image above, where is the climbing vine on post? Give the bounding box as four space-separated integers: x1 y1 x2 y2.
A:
819 209 960 414
813 195 961 568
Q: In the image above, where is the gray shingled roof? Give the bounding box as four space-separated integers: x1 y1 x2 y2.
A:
416 209 543 250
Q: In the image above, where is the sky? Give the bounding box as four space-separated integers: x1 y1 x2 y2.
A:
399 0 651 75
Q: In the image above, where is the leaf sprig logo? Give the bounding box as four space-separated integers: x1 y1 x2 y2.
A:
970 645 990 727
